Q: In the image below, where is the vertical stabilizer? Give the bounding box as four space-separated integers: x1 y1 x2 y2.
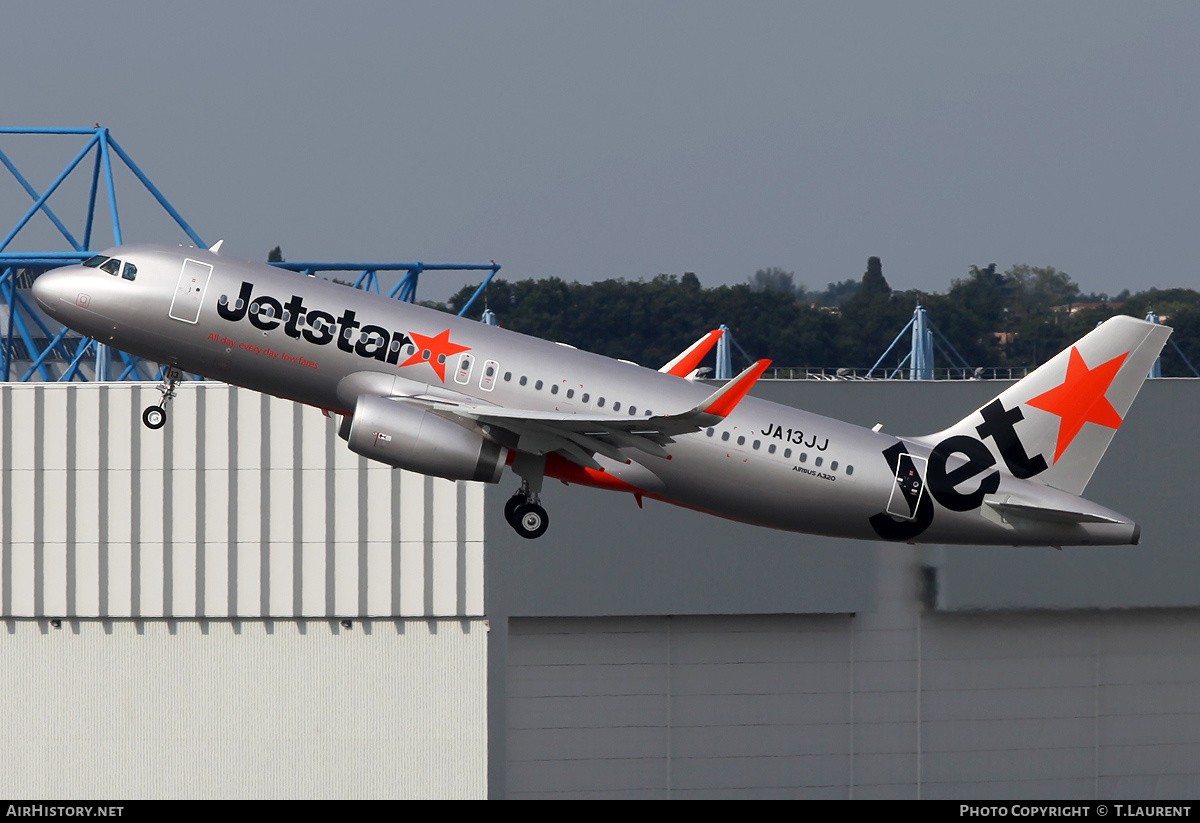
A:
918 315 1171 495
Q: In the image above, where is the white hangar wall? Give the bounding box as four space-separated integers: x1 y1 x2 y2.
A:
0 382 484 618
2 618 486 799
0 383 488 799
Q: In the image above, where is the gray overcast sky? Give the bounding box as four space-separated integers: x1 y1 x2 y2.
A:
3 1 1199 303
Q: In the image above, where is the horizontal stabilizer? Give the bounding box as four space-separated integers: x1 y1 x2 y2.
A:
985 500 1124 525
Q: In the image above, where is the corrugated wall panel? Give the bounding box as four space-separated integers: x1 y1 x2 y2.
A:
507 606 1200 799
507 615 855 799
0 383 485 618
0 618 487 799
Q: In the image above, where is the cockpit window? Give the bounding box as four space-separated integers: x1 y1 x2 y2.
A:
81 254 136 280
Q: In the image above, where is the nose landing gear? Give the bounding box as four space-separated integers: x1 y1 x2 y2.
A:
142 366 182 430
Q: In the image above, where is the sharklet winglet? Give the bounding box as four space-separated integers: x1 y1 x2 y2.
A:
659 329 723 378
697 359 771 418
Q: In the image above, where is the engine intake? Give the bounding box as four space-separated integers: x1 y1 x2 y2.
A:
340 394 508 483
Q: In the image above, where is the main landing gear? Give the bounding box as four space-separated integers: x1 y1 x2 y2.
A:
505 451 550 539
505 484 549 540
142 366 182 430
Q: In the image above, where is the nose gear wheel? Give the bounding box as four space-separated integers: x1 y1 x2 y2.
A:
142 366 183 430
142 406 167 429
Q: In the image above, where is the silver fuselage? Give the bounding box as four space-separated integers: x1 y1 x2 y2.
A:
31 244 1139 546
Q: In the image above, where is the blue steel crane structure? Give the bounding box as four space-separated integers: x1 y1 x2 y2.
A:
0 127 499 382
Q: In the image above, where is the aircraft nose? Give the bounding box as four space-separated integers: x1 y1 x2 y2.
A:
30 266 85 319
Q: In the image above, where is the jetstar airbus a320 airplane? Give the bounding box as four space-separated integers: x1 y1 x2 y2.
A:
31 243 1170 546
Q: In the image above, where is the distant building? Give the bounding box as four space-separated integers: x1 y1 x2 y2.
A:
1050 301 1125 315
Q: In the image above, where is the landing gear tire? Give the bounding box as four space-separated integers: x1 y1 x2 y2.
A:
142 406 167 430
504 492 525 526
512 502 549 539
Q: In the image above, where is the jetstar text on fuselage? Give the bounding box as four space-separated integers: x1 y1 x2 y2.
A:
216 280 467 380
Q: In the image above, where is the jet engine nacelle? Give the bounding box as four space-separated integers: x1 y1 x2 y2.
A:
340 394 508 483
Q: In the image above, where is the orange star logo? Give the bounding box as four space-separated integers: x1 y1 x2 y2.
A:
401 329 470 382
1024 347 1129 463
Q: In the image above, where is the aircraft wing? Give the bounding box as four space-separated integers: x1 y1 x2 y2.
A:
394 359 771 469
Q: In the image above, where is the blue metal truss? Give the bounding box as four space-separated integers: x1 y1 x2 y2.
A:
0 127 501 382
871 304 974 380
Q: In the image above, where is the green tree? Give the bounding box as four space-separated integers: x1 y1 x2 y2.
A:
835 257 909 367
811 278 860 306
433 259 1200 373
749 267 798 295
862 256 890 296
